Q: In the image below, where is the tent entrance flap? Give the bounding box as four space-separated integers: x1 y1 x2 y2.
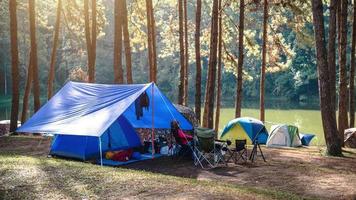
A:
50 115 142 160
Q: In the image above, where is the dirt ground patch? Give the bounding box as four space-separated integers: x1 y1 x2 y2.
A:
1 136 355 200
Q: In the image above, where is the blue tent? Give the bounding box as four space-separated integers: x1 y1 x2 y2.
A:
219 117 268 145
17 81 193 161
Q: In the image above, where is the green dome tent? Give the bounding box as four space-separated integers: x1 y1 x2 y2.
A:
266 124 302 147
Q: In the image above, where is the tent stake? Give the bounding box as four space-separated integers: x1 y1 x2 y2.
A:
99 136 103 166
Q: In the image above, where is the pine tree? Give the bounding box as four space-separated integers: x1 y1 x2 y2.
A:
47 0 62 99
311 0 342 156
113 0 123 83
259 0 268 122
122 0 133 83
235 0 244 118
215 0 223 133
183 0 189 106
203 0 219 128
21 52 32 123
350 0 356 127
29 0 41 111
9 0 20 132
195 0 202 124
178 0 185 104
337 0 349 143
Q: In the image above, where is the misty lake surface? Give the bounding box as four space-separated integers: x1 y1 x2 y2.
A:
1 97 350 146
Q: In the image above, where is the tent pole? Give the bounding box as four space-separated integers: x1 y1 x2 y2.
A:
151 83 155 158
99 136 103 166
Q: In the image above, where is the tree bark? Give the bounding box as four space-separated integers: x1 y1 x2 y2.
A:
145 0 153 82
215 0 223 133
235 0 244 118
203 0 219 128
327 0 337 113
84 0 92 81
89 0 97 83
47 0 62 99
122 0 133 83
194 0 202 124
311 0 342 156
29 0 41 112
145 0 156 82
9 0 20 132
349 0 356 128
21 52 32 123
113 0 123 83
259 0 268 122
183 0 189 106
178 0 185 104
338 0 348 143
150 1 157 83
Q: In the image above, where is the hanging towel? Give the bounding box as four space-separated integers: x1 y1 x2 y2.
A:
135 92 150 120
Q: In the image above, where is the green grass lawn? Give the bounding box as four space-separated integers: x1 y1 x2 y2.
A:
0 137 307 200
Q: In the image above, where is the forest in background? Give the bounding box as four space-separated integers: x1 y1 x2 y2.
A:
2 0 350 102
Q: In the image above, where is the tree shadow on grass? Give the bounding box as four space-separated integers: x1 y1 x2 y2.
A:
123 147 356 200
123 156 202 179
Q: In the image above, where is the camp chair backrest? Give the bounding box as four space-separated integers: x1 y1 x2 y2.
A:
194 127 216 152
197 135 215 152
235 139 247 151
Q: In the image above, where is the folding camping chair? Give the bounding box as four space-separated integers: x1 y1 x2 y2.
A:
226 139 248 163
193 127 226 168
172 134 193 160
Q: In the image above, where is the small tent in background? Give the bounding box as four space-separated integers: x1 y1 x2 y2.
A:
266 124 302 147
299 133 315 146
344 128 356 148
218 117 269 146
17 81 193 162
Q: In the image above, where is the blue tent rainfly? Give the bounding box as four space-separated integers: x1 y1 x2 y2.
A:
17 81 193 161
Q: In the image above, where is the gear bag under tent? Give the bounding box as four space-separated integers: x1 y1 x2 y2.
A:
17 81 193 161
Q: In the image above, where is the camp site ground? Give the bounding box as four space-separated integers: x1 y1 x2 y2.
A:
0 136 355 200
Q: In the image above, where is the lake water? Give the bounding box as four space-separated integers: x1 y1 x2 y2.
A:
1 97 350 146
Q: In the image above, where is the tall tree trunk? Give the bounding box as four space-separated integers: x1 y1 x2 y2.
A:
194 0 202 124
338 0 348 143
145 0 153 82
29 0 40 111
203 0 219 128
235 0 244 118
9 0 20 132
328 0 337 113
89 0 97 83
183 0 189 106
311 0 342 156
21 52 32 123
150 1 157 83
349 0 356 128
84 0 92 81
122 0 133 83
47 0 62 99
178 0 185 104
259 0 268 122
113 0 123 83
145 0 156 82
215 0 223 133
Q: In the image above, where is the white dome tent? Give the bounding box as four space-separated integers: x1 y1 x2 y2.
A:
266 124 302 147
